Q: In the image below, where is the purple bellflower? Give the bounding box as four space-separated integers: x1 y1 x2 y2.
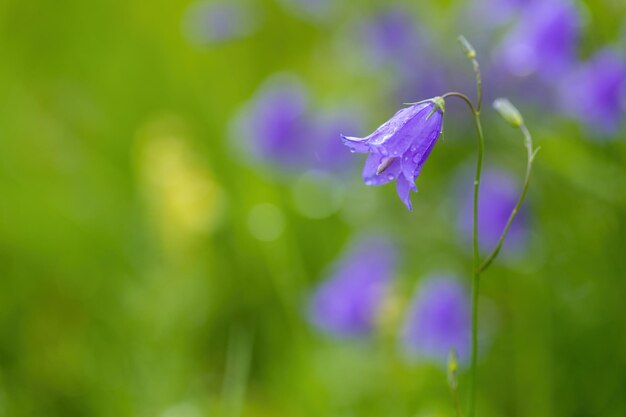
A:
458 168 527 252
341 99 445 211
308 237 397 338
497 0 580 79
401 276 471 365
558 49 626 136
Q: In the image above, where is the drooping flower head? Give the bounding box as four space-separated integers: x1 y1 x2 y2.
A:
558 49 626 136
401 276 471 365
458 168 527 252
497 0 581 79
341 99 445 211
308 237 397 338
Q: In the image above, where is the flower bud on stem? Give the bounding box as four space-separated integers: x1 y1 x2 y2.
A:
448 349 463 417
458 35 483 113
480 102 539 272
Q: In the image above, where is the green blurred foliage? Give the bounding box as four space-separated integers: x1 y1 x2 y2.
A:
1 0 626 416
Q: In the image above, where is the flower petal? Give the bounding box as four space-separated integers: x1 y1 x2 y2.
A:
396 174 417 211
399 114 443 182
340 134 370 153
366 103 433 156
362 153 401 186
380 106 440 158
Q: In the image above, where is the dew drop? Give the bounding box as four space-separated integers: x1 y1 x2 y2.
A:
350 149 355 153
387 174 394 181
410 146 417 152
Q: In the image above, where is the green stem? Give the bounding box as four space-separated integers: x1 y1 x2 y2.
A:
469 112 484 417
473 59 482 114
479 124 538 273
457 35 483 113
443 91 484 417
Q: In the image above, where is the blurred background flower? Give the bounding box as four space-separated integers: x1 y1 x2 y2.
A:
558 48 626 136
497 0 581 79
231 73 311 171
135 116 225 255
308 237 397 338
457 167 528 254
401 276 472 365
182 1 259 46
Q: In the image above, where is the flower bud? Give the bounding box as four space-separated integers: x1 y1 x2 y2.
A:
458 35 476 60
493 98 524 128
447 348 459 389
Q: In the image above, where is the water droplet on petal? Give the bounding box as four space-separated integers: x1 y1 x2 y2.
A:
350 149 355 153
387 174 394 181
410 146 417 152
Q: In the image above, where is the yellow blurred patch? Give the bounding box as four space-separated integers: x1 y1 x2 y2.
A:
134 115 225 254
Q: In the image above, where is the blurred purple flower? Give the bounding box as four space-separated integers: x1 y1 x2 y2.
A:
309 237 397 338
182 2 257 45
558 49 626 136
458 168 527 252
361 8 419 66
402 276 471 364
497 0 580 79
470 0 533 26
357 8 447 102
231 74 311 170
341 100 444 211
310 110 363 173
232 74 365 174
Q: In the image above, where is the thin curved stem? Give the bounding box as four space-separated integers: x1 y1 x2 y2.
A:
479 124 538 273
457 35 483 113
443 90 485 417
442 92 477 114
